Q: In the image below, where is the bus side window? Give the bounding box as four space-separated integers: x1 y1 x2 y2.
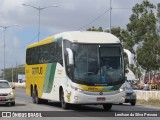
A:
56 41 63 66
41 44 50 63
34 47 39 64
50 42 56 63
26 49 31 64
38 47 43 63
30 48 35 64
26 48 36 65
50 47 54 63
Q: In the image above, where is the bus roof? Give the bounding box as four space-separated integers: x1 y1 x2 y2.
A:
27 31 121 48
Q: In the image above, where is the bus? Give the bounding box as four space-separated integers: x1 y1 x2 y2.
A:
25 31 131 110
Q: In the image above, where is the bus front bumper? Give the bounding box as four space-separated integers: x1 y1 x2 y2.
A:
65 91 125 104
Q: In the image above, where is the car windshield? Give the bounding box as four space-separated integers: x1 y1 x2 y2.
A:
124 82 133 90
0 82 10 88
64 40 125 86
131 85 139 90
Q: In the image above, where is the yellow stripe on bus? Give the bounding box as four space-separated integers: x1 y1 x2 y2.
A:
78 84 113 92
27 36 55 48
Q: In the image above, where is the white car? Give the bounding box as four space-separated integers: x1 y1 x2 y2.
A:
120 82 136 106
124 82 136 106
0 80 15 106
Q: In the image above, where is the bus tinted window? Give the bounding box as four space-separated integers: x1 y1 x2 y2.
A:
100 47 120 57
26 41 62 65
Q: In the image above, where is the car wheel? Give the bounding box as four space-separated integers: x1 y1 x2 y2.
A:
11 102 15 106
6 103 10 106
60 90 69 109
131 102 136 106
103 104 112 111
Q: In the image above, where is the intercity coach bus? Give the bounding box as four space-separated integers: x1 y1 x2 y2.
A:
25 31 132 110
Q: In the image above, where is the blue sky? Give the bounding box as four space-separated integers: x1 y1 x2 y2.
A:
0 0 159 69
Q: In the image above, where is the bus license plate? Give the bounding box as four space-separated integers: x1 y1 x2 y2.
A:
97 97 105 101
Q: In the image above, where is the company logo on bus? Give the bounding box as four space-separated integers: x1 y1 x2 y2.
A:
32 67 43 75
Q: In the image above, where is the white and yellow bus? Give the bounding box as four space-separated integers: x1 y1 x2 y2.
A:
25 31 130 110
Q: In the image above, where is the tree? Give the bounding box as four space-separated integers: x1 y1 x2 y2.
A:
130 65 142 81
126 0 160 81
157 3 160 18
87 26 103 32
2 66 25 82
127 0 157 48
137 35 160 71
126 0 158 62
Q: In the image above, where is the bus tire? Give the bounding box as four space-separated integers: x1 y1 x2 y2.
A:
41 99 48 104
32 89 41 104
103 103 112 111
60 89 69 109
131 102 136 106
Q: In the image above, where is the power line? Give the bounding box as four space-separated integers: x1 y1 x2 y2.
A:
112 8 132 10
76 6 133 31
77 9 110 30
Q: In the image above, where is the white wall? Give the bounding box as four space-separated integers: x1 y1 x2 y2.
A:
134 90 160 101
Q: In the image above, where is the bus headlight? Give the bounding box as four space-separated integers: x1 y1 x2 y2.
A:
70 85 83 92
76 88 83 92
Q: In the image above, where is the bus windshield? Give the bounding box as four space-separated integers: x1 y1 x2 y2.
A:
64 41 124 86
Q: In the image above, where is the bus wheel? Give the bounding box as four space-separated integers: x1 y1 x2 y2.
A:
103 104 112 111
32 89 41 104
32 89 36 104
131 102 136 106
42 99 48 104
60 90 69 109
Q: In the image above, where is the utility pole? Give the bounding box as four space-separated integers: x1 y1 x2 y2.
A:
22 4 58 42
16 62 18 82
109 0 112 33
0 24 18 80
12 65 13 83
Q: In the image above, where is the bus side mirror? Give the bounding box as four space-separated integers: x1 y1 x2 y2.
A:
123 49 134 66
66 48 74 65
125 76 127 81
66 48 74 79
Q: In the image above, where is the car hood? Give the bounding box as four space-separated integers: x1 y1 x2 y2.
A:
0 88 12 94
125 89 133 93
